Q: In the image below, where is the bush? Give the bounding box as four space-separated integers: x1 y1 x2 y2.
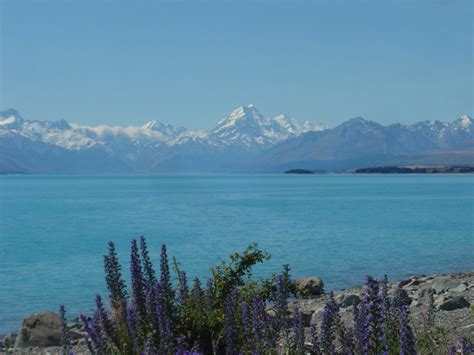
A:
59 237 472 354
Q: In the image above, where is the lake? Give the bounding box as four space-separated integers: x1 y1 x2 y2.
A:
0 174 473 334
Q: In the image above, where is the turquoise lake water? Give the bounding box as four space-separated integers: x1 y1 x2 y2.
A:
0 174 473 334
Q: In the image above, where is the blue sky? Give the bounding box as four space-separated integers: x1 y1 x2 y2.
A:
0 0 472 129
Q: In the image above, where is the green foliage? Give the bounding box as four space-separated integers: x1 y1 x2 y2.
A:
175 243 273 353
210 243 271 302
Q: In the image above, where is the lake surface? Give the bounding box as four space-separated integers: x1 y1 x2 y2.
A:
1 174 473 334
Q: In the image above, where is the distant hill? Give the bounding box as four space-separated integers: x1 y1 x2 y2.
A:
251 116 473 172
0 106 472 174
354 166 474 174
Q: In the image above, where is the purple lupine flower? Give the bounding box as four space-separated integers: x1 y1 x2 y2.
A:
140 236 157 293
160 244 175 316
130 239 147 326
59 304 70 354
292 308 305 354
363 275 386 354
353 301 367 353
156 288 173 352
104 241 128 311
127 301 139 351
80 313 104 353
275 273 289 333
252 295 270 352
94 294 115 346
380 275 390 313
380 275 392 328
461 336 473 354
176 335 187 354
80 314 95 353
449 345 457 355
380 275 398 350
399 305 416 355
309 324 320 354
319 293 338 354
240 300 252 351
145 282 162 350
224 289 239 354
178 270 189 308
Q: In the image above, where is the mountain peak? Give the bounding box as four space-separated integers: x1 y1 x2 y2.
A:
142 120 159 130
215 105 264 129
343 117 379 126
0 109 24 128
459 115 472 129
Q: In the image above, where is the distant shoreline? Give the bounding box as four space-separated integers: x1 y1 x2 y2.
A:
285 165 474 174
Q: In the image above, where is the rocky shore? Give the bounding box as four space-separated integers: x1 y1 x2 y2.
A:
1 271 473 354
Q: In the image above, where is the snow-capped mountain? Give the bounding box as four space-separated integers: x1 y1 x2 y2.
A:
209 104 327 149
0 107 472 173
0 105 328 172
256 115 473 171
0 105 326 152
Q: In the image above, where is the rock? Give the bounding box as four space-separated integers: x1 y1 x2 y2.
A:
293 277 324 298
415 288 427 299
337 294 361 308
399 275 425 287
310 307 325 325
438 297 470 311
431 278 463 294
14 312 62 348
450 283 468 293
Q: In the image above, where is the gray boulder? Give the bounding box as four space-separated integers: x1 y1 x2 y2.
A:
450 283 468 293
336 294 361 308
293 277 324 298
310 307 325 325
14 312 61 348
431 278 463 294
438 296 470 311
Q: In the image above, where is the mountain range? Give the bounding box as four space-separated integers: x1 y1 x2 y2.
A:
0 105 472 173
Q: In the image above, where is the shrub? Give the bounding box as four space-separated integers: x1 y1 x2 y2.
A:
58 236 467 354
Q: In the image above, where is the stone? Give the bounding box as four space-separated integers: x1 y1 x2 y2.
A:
14 312 62 348
415 288 427 299
293 277 324 298
450 283 468 293
438 296 470 311
431 278 463 294
399 275 425 287
310 307 325 325
337 294 361 308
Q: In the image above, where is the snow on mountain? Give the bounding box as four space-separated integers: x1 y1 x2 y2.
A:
209 104 327 149
0 105 326 153
0 109 25 130
1 107 471 174
256 114 473 171
141 120 189 138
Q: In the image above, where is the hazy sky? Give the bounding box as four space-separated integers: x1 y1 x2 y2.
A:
0 0 472 129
